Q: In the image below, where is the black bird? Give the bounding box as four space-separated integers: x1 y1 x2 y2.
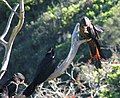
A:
0 73 25 97
79 16 106 69
23 48 56 97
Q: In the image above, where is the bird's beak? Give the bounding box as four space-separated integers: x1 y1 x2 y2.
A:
83 26 89 33
79 26 89 34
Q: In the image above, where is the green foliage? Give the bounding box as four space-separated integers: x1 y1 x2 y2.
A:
25 5 31 11
102 1 120 44
85 0 118 23
61 4 80 25
100 66 120 98
108 66 120 90
47 3 80 27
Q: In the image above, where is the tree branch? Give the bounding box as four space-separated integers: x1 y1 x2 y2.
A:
47 23 90 80
0 4 19 47
1 0 20 17
0 0 25 80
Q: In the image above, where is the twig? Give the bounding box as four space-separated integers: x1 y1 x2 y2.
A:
1 0 20 17
0 4 19 47
0 0 25 80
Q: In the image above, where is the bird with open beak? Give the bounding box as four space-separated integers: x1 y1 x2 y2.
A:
79 16 106 69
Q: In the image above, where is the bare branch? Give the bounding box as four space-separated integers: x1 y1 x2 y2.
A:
0 4 19 47
1 0 20 17
47 23 89 80
0 0 25 79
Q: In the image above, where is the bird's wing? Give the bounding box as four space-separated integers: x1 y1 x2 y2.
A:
90 24 105 39
89 24 99 39
33 56 55 81
94 25 106 33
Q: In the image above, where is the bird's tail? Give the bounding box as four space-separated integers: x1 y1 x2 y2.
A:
89 47 102 69
88 40 104 69
94 57 102 69
22 82 36 97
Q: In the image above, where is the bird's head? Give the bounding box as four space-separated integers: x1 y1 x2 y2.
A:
79 16 92 34
79 16 106 34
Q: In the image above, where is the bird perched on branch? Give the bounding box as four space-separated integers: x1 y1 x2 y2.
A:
79 16 106 69
0 73 25 97
23 48 56 97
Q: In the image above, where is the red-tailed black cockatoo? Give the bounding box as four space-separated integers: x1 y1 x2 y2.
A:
23 48 56 97
79 16 106 69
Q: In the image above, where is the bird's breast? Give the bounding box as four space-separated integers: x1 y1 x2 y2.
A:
79 31 90 39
